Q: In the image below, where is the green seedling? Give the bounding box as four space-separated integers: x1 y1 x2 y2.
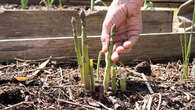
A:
21 0 28 9
89 59 95 91
180 2 195 80
91 0 95 11
103 24 116 91
111 63 117 93
95 0 107 7
72 11 95 91
80 11 91 90
143 0 153 10
58 0 63 10
97 51 103 80
120 74 127 92
71 17 84 83
44 0 55 9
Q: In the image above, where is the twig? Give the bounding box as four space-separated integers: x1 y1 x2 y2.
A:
14 57 51 81
2 101 34 110
156 93 162 110
15 56 70 63
141 73 154 94
142 97 148 110
96 102 112 110
0 64 16 70
135 102 141 110
57 99 100 110
67 87 73 100
108 96 121 110
147 95 153 110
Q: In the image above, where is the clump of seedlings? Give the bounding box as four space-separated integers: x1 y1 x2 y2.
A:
180 2 195 80
95 0 107 7
20 0 28 9
91 0 107 11
143 0 153 10
71 11 95 91
72 11 126 93
44 0 55 9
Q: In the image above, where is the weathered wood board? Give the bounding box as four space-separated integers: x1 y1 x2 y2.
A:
0 0 188 5
0 33 194 63
0 9 173 39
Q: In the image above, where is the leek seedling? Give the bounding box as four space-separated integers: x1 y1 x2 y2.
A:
180 2 195 80
44 0 55 9
97 51 103 80
21 0 28 9
91 0 95 11
103 24 116 91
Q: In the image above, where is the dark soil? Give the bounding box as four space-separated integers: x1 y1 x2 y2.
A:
0 58 194 110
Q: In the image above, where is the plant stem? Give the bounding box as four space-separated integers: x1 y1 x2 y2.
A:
71 17 84 84
103 24 116 91
182 1 195 80
111 63 117 93
91 0 95 11
97 51 103 80
80 10 91 90
58 0 63 10
21 0 28 9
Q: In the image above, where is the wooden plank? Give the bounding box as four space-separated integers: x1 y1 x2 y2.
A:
0 33 194 63
0 10 79 39
0 0 187 5
0 9 173 39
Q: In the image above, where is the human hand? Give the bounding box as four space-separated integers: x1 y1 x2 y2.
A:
101 0 144 62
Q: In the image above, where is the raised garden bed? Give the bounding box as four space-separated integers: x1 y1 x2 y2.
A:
0 1 195 110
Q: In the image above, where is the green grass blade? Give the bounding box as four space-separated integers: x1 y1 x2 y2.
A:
21 0 28 9
103 24 116 91
183 2 195 79
180 36 185 62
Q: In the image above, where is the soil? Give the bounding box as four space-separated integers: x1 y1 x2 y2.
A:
0 58 194 110
0 2 194 110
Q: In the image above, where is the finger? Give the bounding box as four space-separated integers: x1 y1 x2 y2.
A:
123 48 132 53
123 35 139 49
113 42 125 54
101 34 110 53
111 51 119 62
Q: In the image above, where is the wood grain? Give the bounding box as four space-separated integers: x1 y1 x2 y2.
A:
0 0 187 5
0 9 173 39
0 33 194 63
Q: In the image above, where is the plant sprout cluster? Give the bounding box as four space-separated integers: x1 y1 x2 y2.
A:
72 10 126 93
180 1 195 80
20 0 107 10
